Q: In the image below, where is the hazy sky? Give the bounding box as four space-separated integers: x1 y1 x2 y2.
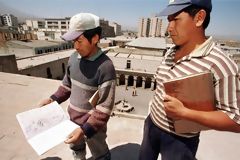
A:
0 0 240 40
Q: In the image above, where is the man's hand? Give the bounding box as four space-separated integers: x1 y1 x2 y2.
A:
163 95 189 120
38 98 53 107
65 128 85 144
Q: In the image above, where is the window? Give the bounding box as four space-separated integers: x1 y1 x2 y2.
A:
46 67 52 78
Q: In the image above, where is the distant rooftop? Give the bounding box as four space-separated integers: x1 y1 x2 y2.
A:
108 36 134 42
10 40 66 48
17 49 74 69
126 37 167 50
111 48 163 56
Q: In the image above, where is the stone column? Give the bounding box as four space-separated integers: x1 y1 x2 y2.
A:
116 74 120 86
151 78 155 90
142 77 146 89
133 76 137 88
125 75 129 90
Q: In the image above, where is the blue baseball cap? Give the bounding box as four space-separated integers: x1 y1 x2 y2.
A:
159 0 212 16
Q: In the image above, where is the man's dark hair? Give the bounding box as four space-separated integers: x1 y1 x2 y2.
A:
83 26 102 44
183 5 211 29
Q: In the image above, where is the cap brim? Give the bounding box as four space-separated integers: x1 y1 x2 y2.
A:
61 30 83 41
159 4 191 16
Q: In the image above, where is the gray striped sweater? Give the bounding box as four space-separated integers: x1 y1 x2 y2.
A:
51 49 116 138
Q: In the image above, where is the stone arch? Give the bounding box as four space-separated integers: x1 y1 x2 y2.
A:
128 75 134 86
62 63 65 74
46 67 52 79
145 77 152 89
154 80 157 90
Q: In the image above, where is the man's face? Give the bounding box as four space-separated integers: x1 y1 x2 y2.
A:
167 11 196 46
73 34 96 58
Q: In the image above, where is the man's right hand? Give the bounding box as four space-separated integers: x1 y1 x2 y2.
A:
38 98 54 107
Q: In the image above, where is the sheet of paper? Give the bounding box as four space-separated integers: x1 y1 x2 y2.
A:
16 102 79 155
28 120 79 155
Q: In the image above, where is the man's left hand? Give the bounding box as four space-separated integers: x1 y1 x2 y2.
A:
163 95 189 120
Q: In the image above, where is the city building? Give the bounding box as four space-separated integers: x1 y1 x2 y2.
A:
25 17 117 40
110 22 122 36
138 16 167 38
0 16 3 26
0 40 73 58
126 37 167 52
26 18 70 40
0 14 18 27
107 36 133 48
25 19 45 31
100 19 115 38
0 14 38 42
0 27 20 41
138 18 150 37
149 17 162 37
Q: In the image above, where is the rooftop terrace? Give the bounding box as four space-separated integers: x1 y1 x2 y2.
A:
0 72 239 160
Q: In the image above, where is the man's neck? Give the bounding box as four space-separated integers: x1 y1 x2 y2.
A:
87 46 99 58
174 34 206 62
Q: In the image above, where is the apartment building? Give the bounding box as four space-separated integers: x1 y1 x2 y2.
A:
138 18 150 37
138 16 167 38
149 17 162 37
110 22 122 36
25 20 45 30
25 17 116 40
0 17 3 26
1 14 18 27
100 19 115 37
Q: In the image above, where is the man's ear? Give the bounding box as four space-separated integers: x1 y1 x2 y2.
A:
92 34 99 45
195 9 206 27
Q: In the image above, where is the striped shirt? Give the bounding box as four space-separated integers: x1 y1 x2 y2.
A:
150 37 240 137
51 49 116 138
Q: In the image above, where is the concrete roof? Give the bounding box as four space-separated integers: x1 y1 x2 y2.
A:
117 53 129 58
105 51 117 57
126 37 166 50
0 72 240 160
129 54 142 59
15 47 161 73
0 72 145 160
2 41 32 49
107 36 133 42
17 49 73 70
105 49 163 73
100 39 112 44
10 40 65 48
111 48 163 56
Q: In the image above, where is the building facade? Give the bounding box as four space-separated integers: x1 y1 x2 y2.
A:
138 18 150 37
110 22 122 36
138 16 167 38
149 17 162 37
1 14 18 27
25 18 117 40
100 19 115 37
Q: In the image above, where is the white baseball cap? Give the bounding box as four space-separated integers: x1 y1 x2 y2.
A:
61 13 100 41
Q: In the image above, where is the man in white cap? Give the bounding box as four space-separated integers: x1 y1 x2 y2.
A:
139 0 240 160
39 13 115 160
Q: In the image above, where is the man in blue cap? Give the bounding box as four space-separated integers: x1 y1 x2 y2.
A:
139 0 240 160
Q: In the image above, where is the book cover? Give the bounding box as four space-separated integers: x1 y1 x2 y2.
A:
16 102 79 155
89 90 99 107
163 72 215 133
